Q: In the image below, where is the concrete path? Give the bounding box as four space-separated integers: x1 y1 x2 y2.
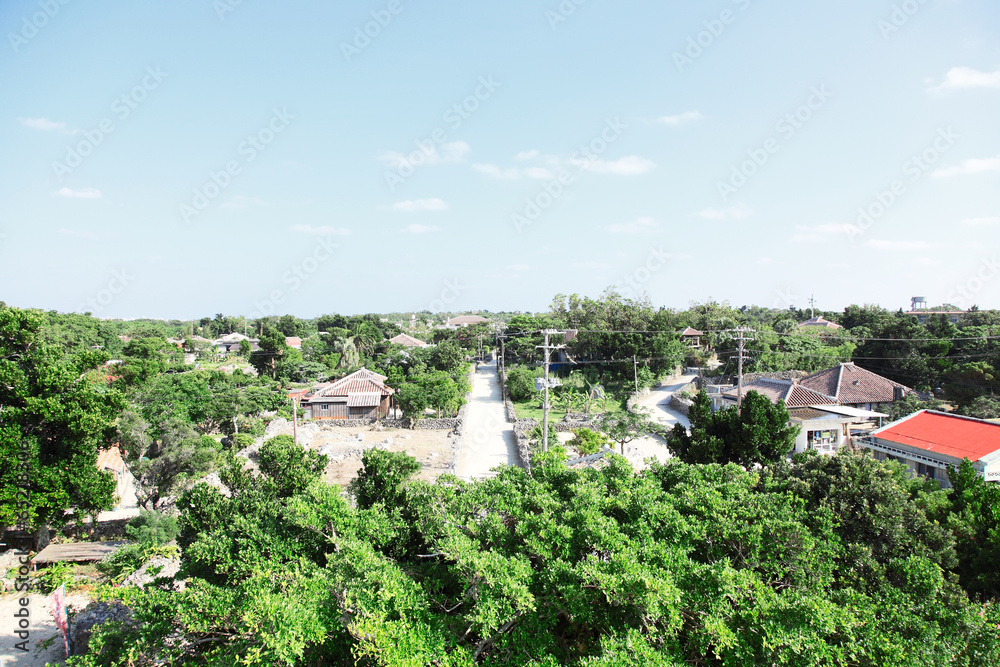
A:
621 374 697 469
635 374 697 432
457 361 518 480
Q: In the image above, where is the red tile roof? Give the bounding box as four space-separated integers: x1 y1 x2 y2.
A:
798 316 842 329
312 367 393 399
799 363 912 405
448 315 489 325
873 410 1000 462
679 327 704 336
720 378 836 407
389 333 429 348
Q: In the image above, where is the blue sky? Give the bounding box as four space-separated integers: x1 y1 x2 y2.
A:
1 0 998 319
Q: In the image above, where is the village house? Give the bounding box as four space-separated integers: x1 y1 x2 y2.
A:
301 367 395 420
797 362 913 411
797 316 842 330
859 410 1000 487
445 315 490 329
388 332 430 348
213 332 259 356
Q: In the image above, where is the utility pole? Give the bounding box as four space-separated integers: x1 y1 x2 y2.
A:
633 354 639 395
808 294 816 319
730 327 755 409
536 330 565 452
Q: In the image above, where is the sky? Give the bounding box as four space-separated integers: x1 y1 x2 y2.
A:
1 0 998 320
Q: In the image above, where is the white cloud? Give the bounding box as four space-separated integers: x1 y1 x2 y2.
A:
473 164 522 180
404 224 441 234
54 187 101 199
865 239 933 251
58 228 98 240
606 216 661 234
514 150 540 161
392 198 449 212
963 216 1000 226
576 155 655 175
378 141 470 169
20 117 76 133
290 224 351 236
792 223 846 242
522 166 555 180
697 203 752 221
656 111 704 126
932 155 1000 178
573 261 613 270
506 264 530 271
757 257 773 266
929 66 1000 93
913 257 942 267
220 196 267 209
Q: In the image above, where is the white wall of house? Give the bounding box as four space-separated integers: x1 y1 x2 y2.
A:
793 418 850 454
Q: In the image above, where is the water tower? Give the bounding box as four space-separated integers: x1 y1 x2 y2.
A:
911 296 928 311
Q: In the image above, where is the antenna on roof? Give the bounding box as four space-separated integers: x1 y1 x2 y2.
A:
808 294 816 319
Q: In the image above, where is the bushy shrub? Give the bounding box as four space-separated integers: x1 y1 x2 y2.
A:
126 510 179 546
36 561 74 594
506 365 536 402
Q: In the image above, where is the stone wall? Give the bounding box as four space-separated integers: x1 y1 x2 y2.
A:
670 394 693 415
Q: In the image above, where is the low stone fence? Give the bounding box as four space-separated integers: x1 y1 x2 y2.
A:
669 394 693 416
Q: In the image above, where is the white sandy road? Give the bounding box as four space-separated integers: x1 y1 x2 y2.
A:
457 361 519 480
0 589 90 666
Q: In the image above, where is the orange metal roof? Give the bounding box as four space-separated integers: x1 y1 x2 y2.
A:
873 410 1000 462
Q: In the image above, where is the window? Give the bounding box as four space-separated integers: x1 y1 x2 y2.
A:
917 462 937 480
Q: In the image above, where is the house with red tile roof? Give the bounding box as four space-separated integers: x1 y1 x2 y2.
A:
302 367 394 420
446 315 490 328
861 410 1000 487
798 362 913 411
388 333 430 348
797 316 842 330
715 377 836 410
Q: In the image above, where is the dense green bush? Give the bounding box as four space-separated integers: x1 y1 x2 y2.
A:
68 450 1000 666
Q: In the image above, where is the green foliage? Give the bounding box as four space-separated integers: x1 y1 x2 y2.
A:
126 510 179 545
600 408 656 454
527 423 560 452
348 448 421 510
36 561 75 594
96 542 180 584
69 451 1000 666
667 390 798 466
947 459 1000 599
257 435 328 498
567 427 611 456
0 304 126 530
506 365 537 402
